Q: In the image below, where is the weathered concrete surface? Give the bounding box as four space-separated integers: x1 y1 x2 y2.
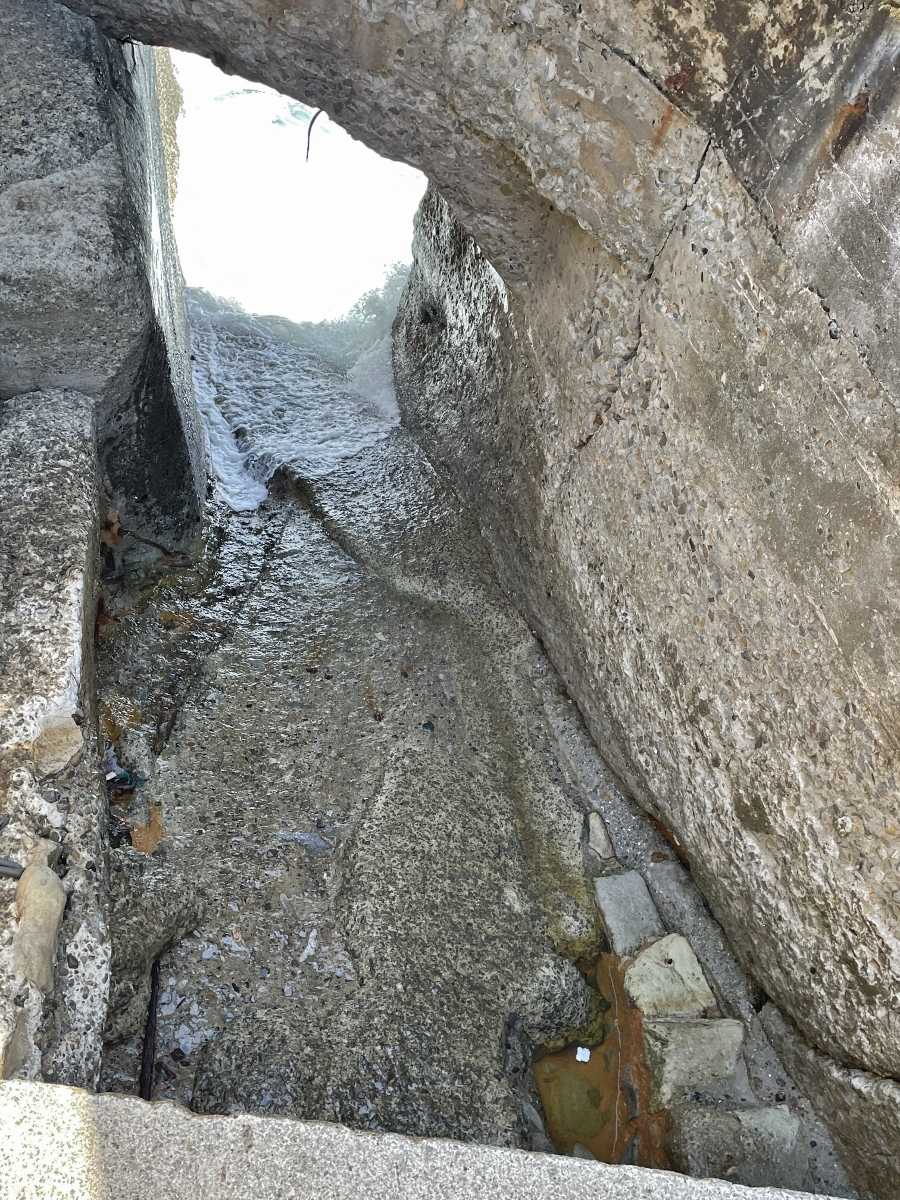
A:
103 849 201 1044
0 391 109 1087
763 1005 900 1200
63 0 889 290
65 0 900 1090
643 1018 745 1108
94 340 602 1147
394 178 900 1096
0 393 97 783
670 1105 801 1191
0 1078 846 1200
0 0 202 552
88 298 852 1194
15 0 900 1188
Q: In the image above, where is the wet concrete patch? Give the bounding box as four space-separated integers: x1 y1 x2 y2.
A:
96 432 606 1146
534 954 670 1170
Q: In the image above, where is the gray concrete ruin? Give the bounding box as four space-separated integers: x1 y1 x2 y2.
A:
0 1 898 1197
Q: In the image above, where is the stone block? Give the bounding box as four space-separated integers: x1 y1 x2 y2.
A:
643 1018 745 1108
587 812 615 860
624 934 716 1018
594 871 664 956
643 862 759 1021
670 1104 800 1188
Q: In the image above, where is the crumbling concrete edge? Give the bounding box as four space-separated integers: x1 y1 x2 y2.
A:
0 391 110 1087
0 1077 847 1200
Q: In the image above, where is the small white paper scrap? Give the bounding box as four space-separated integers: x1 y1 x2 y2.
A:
575 1046 591 1063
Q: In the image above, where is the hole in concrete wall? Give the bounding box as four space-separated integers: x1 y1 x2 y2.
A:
165 51 427 511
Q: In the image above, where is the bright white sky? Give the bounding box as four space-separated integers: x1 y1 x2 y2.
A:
171 52 427 322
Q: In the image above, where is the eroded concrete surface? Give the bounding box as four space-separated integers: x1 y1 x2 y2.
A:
87 307 854 1193
96 415 612 1146
60 2 900 1112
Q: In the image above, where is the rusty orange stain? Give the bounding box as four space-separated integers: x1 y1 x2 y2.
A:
131 803 164 854
824 91 869 162
159 609 193 629
653 103 675 152
650 815 691 866
664 63 696 96
534 955 670 1168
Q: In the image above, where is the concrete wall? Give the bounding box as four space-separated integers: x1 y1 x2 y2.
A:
0 0 204 555
0 0 205 1084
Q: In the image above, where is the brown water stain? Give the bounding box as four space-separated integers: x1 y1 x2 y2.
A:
652 103 675 152
534 954 670 1168
824 92 869 163
99 699 143 744
650 815 690 866
159 609 194 629
131 803 164 854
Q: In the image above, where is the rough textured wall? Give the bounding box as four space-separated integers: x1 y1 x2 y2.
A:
0 392 113 1089
393 181 900 1195
0 0 203 553
0 0 206 1085
55 0 900 1173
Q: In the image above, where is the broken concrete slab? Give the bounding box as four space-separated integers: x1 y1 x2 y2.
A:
644 1018 745 1108
0 1078 847 1200
670 1104 801 1190
594 871 665 956
624 934 716 1019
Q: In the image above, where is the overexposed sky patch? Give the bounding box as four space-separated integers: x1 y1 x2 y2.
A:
171 52 427 322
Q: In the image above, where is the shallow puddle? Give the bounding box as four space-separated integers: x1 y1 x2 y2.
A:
534 953 670 1169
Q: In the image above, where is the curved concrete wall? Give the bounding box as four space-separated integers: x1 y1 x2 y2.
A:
62 0 899 1109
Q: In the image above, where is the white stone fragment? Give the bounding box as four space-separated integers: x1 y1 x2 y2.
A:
587 811 614 859
624 934 716 1018
14 860 67 993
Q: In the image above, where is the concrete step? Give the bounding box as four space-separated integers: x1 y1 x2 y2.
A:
0 1079 842 1200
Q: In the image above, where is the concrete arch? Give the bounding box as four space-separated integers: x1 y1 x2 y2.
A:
36 0 900 1109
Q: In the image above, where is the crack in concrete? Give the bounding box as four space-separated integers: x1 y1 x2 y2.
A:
572 136 712 458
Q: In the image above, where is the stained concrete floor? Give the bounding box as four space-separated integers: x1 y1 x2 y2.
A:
97 429 609 1147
